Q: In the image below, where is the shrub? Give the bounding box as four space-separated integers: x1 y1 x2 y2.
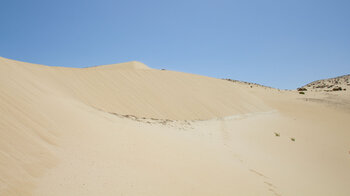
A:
299 92 305 95
333 86 342 91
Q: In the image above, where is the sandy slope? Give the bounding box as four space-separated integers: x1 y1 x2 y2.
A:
0 57 349 195
0 57 268 120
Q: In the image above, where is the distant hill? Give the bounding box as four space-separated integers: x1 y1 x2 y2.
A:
300 74 350 92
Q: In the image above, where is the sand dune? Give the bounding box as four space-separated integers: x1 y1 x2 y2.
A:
0 57 349 195
0 57 269 120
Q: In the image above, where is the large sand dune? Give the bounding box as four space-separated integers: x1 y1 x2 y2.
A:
0 57 349 195
0 57 268 120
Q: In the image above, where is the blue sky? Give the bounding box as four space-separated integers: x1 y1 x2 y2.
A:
1 0 349 89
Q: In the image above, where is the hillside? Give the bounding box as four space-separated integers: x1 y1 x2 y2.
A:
300 74 350 92
295 74 350 111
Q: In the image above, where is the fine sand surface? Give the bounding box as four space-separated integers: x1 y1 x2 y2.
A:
0 57 349 195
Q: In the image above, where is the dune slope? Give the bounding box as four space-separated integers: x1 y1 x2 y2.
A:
0 57 268 195
0 57 268 120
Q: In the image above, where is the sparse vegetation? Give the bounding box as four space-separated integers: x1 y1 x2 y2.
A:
299 92 305 95
223 78 275 89
274 132 280 137
332 86 342 91
291 138 295 142
299 74 350 92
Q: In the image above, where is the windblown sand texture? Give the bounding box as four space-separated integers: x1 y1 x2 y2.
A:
0 57 349 196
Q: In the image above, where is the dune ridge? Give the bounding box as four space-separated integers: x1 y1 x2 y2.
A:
0 57 270 120
84 61 151 70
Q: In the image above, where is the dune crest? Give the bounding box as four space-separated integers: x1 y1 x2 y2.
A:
86 61 151 70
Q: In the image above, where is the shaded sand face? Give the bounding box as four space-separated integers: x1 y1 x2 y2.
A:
0 57 349 195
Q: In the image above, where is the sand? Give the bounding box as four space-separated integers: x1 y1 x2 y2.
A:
0 57 349 195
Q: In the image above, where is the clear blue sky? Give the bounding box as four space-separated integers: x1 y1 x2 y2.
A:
1 0 349 89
